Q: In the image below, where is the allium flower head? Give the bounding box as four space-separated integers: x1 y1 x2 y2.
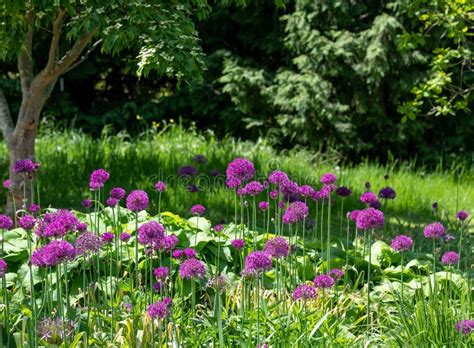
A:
178 165 198 177
292 284 317 301
231 239 245 250
3 179 11 189
119 232 131 242
126 190 149 212
268 170 289 186
179 258 206 279
110 187 126 200
214 224 224 232
432 202 438 210
19 215 36 230
226 177 241 189
441 251 460 265
335 186 352 197
35 210 82 238
147 298 172 319
0 215 13 230
456 210 469 221
13 159 40 175
258 201 269 211
328 269 344 280
347 210 360 221
106 197 118 207
29 204 40 214
89 168 110 190
102 232 114 244
226 158 255 182
391 235 413 252
378 187 396 200
82 199 92 208
455 320 474 335
31 240 76 267
190 204 206 216
154 181 166 192
0 259 7 277
172 249 184 259
244 251 272 275
298 185 315 198
37 318 75 345
162 235 179 251
282 201 309 224
210 169 221 177
311 190 321 201
314 274 335 288
243 181 264 196
369 199 382 209
319 184 335 199
264 237 289 258
184 248 197 259
280 180 299 197
360 192 378 205
192 154 207 164
138 221 165 246
355 208 384 230
320 173 336 185
76 232 102 255
423 222 446 239
269 190 279 200
154 266 169 280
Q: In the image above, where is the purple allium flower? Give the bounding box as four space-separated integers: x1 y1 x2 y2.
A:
231 239 245 250
282 201 309 224
82 199 92 208
178 165 198 177
243 181 264 196
184 248 197 259
360 192 378 205
3 179 11 189
347 210 361 221
13 159 40 175
278 201 285 209
320 173 336 185
138 221 165 246
335 186 352 197
172 249 184 259
126 190 149 212
314 274 335 288
355 208 384 230
179 258 206 279
31 240 76 267
210 169 221 177
226 158 255 182
311 190 321 201
456 210 469 221
328 269 344 281
263 180 269 189
76 232 102 255
110 187 126 200
299 185 315 198
28 204 40 214
423 222 446 239
89 168 110 188
102 232 114 244
119 232 131 242
187 184 200 193
432 202 438 210
264 237 289 258
259 201 269 211
391 235 413 252
455 320 474 335
244 251 272 275
153 280 166 292
280 180 299 197
369 199 382 209
190 204 206 216
0 259 7 277
292 284 317 301
19 215 36 230
378 186 396 200
154 181 166 192
214 224 224 232
163 235 179 251
35 210 82 238
37 318 75 345
269 190 279 200
319 184 335 199
441 251 460 265
365 181 371 190
192 154 207 164
268 171 289 186
226 177 241 189
106 197 118 207
154 266 169 280
0 215 13 230
147 297 172 319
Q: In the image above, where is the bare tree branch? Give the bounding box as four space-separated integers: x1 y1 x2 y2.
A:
17 11 35 96
45 8 67 72
0 89 14 143
63 39 103 74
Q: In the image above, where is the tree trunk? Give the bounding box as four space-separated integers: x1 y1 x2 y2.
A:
5 75 57 214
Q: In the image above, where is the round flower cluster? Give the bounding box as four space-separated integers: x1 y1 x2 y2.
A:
391 235 413 252
314 274 335 288
335 186 352 197
0 215 14 230
89 168 110 190
106 197 118 207
242 181 264 196
244 251 272 275
178 165 198 177
258 201 269 211
162 235 179 251
298 185 315 198
355 208 384 230
192 154 207 164
102 232 114 244
269 190 279 200
19 215 35 230
441 251 460 265
138 221 165 247
120 232 131 242
179 258 206 279
264 237 289 258
378 186 396 200
226 158 255 182
154 266 169 280
347 210 360 221
110 187 126 200
37 318 75 345
29 204 40 214
0 259 7 277
328 268 344 281
13 159 40 175
455 319 474 335
360 192 379 205
184 248 197 259
3 179 11 189
154 181 166 192
82 199 92 208
282 201 309 224
126 190 149 212
190 204 206 216
35 210 83 238
456 210 469 221
319 184 335 199
226 177 241 189
292 284 317 301
31 240 76 267
320 173 336 185
76 232 103 255
231 239 245 250
147 297 172 319
423 222 446 239
268 170 289 186
214 224 224 232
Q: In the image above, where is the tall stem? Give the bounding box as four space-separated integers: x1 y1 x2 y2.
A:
367 230 372 332
327 194 332 271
